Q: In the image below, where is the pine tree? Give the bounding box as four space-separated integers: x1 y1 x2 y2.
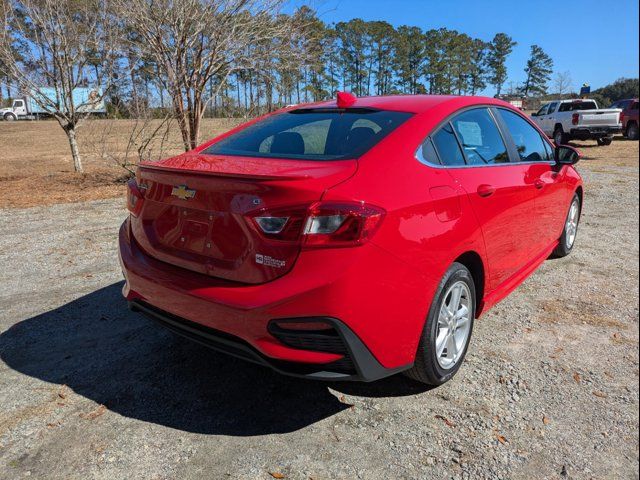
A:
468 39 488 95
487 33 516 96
393 25 425 94
522 45 553 96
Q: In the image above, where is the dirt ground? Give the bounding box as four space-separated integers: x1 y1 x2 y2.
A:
0 118 242 208
0 127 638 479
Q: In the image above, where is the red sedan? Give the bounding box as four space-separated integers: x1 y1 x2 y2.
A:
119 93 583 385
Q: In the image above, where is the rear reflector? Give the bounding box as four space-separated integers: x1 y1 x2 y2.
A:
270 320 334 331
247 201 385 248
126 179 146 217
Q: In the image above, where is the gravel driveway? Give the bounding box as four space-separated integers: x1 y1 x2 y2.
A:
1 142 638 480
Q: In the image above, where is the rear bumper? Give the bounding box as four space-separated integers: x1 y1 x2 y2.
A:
129 300 409 381
118 218 422 381
569 126 621 139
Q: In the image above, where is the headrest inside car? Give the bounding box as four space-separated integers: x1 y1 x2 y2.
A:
346 127 376 151
271 132 305 155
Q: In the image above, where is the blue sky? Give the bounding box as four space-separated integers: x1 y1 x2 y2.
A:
306 0 639 94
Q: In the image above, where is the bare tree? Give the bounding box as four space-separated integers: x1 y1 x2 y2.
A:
553 71 573 96
0 0 120 172
115 0 295 151
86 113 175 175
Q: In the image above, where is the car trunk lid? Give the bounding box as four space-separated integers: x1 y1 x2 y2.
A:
130 153 357 284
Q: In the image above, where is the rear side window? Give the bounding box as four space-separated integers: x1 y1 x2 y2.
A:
498 109 551 162
432 123 465 166
203 109 412 161
450 108 509 165
417 137 440 165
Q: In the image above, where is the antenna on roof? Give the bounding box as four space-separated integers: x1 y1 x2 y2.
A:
336 91 357 109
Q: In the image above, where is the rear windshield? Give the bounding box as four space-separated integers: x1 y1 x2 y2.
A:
558 101 597 112
203 109 413 161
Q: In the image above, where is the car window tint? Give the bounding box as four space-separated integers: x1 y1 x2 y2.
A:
351 118 382 133
547 102 558 114
259 118 331 155
536 104 549 116
416 137 440 165
432 123 465 166
451 109 509 165
499 109 549 162
204 109 412 161
561 101 597 112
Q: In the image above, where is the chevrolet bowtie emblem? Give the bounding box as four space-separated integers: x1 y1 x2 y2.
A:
171 185 196 200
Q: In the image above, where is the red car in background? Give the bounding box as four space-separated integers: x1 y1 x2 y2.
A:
119 94 583 386
613 99 639 140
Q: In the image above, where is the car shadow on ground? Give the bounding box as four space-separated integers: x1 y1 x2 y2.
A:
0 282 430 436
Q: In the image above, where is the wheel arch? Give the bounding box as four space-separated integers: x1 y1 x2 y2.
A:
454 251 485 318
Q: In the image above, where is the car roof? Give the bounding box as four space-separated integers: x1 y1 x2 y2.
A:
302 94 515 114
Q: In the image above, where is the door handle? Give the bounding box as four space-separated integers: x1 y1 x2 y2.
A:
534 179 545 190
477 184 495 197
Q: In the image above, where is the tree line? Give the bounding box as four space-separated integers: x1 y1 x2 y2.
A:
0 0 579 172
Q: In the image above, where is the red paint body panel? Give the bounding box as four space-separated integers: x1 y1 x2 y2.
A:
119 94 583 374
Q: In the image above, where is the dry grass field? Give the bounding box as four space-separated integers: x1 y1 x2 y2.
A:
0 118 243 208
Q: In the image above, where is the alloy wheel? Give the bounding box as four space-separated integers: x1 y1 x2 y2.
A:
435 281 472 370
565 198 580 249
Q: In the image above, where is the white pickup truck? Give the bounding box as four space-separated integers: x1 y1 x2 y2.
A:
531 99 622 146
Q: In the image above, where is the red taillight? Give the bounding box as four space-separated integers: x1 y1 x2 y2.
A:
303 202 385 247
248 201 385 248
572 113 579 125
126 178 146 217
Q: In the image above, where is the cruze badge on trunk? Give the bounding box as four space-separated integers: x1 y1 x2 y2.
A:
171 185 196 200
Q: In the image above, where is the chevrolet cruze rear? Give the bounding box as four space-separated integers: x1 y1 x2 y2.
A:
119 94 583 385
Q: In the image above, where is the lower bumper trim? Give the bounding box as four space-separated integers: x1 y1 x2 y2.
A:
129 300 411 382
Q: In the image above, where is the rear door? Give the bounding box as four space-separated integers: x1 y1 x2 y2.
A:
494 108 568 254
429 107 538 291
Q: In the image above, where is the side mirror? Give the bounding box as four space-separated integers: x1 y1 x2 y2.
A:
555 145 581 165
531 112 538 117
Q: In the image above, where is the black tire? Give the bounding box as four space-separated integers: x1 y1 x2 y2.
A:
405 263 476 386
3 113 16 122
553 127 567 146
596 137 612 146
551 193 581 258
627 122 639 141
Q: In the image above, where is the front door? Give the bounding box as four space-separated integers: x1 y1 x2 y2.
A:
494 107 569 254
